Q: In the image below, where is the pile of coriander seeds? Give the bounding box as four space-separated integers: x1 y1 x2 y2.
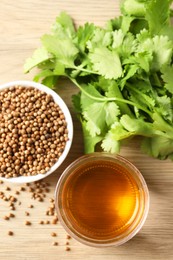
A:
0 85 68 178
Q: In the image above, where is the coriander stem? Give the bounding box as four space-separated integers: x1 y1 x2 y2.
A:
64 62 99 75
70 78 153 116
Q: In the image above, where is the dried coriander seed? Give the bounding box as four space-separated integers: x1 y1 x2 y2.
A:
51 218 58 225
8 231 14 236
25 211 30 216
25 220 31 226
8 213 15 218
52 242 58 246
3 215 9 220
0 85 68 178
28 204 34 208
51 232 57 237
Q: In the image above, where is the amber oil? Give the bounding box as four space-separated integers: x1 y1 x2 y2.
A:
55 153 149 247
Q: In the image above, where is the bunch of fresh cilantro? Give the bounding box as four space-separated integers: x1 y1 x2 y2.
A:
24 0 173 160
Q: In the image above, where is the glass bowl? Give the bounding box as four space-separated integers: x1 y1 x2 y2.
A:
55 153 149 247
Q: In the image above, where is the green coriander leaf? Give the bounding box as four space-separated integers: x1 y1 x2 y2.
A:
137 34 172 71
80 89 100 112
152 112 173 136
42 76 58 89
145 0 171 36
76 23 95 52
161 65 173 94
105 79 133 117
120 114 155 137
80 83 105 107
101 131 120 153
81 119 103 153
106 16 123 31
83 102 106 136
89 47 122 79
53 60 65 75
155 95 173 122
41 34 79 67
112 29 124 49
38 59 56 70
151 35 172 71
106 121 134 141
161 25 173 42
96 76 110 92
127 78 153 93
120 64 138 88
52 12 75 38
134 51 152 72
141 136 173 159
24 47 50 73
33 69 55 82
105 102 120 126
87 27 112 51
127 84 155 112
120 33 137 58
136 28 150 42
107 15 135 33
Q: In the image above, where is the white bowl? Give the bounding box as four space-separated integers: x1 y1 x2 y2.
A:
0 80 73 183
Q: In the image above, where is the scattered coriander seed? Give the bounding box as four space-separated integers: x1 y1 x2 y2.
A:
0 180 4 184
8 213 15 218
10 196 17 202
28 204 34 208
3 215 9 220
52 218 58 225
25 220 31 226
66 247 71 251
66 235 71 240
3 196 8 201
37 197 44 202
20 187 26 191
66 242 69 245
52 242 58 246
39 220 44 225
9 202 14 207
5 186 11 191
51 232 57 237
25 211 30 216
8 231 14 236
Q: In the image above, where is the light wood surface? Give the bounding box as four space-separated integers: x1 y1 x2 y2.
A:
0 1 173 259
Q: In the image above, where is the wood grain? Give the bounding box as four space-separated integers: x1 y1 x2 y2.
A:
0 1 173 259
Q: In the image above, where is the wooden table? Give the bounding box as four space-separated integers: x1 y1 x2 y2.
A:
0 1 173 259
